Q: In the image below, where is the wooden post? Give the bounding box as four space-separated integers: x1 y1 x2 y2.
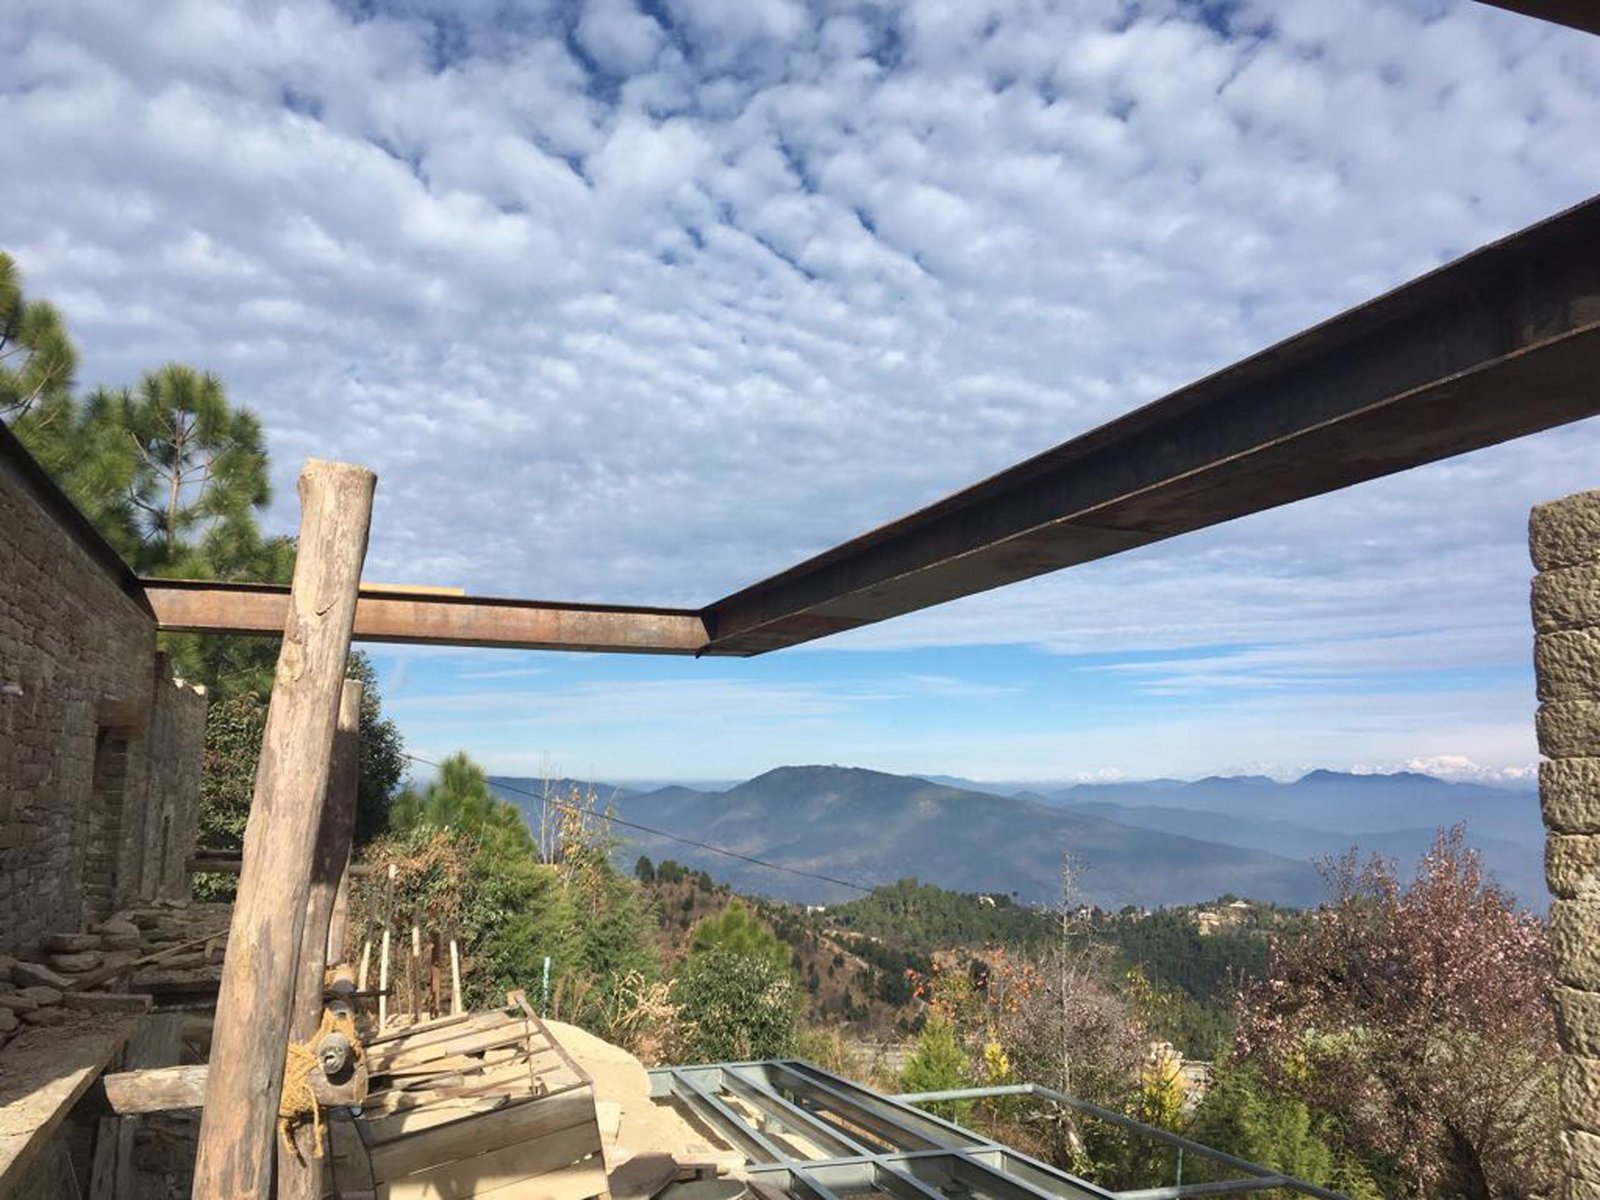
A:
277 678 364 1200
449 937 463 1015
410 925 422 1023
191 460 375 1200
357 939 371 992
326 860 353 967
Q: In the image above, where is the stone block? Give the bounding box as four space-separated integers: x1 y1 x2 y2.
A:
1542 700 1600 759
1572 1130 1600 1184
1551 836 1600 900
1558 988 1600 1055
1534 491 1600 572
1535 563 1600 634
0 954 15 984
0 1008 15 1035
61 991 150 1014
42 932 99 954
1554 902 1600 990
1545 760 1600 834
1569 1055 1600 1136
1540 629 1600 702
20 1005 66 1027
11 960 70 990
48 950 101 974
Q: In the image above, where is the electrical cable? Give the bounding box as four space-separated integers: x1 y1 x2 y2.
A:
400 752 876 895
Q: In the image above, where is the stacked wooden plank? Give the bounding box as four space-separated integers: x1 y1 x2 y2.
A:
328 999 606 1200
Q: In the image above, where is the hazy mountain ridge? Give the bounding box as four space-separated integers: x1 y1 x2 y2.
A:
489 764 1546 911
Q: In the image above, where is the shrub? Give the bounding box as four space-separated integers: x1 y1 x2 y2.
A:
673 947 799 1062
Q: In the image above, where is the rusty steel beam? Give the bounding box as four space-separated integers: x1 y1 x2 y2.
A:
701 195 1600 656
1473 0 1600 35
145 580 710 655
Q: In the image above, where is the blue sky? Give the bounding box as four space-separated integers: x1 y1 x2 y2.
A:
3 0 1598 783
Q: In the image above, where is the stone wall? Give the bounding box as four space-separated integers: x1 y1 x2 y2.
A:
1530 490 1600 1200
0 437 205 953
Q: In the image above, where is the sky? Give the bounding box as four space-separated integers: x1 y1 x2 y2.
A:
3 0 1599 785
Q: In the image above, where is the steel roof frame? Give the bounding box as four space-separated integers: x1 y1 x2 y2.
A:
649 1061 1344 1200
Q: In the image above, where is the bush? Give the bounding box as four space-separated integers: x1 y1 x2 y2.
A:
673 947 799 1062
899 1017 973 1122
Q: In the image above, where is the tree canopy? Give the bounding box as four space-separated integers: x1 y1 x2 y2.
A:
688 900 794 975
1234 828 1557 1199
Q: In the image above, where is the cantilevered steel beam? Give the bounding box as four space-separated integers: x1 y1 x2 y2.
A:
1473 1 1600 35
146 579 710 655
701 195 1600 655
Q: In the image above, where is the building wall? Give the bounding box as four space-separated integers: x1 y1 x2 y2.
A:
1530 490 1600 1200
0 438 205 952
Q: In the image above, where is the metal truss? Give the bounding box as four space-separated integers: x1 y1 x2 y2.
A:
648 1061 1347 1200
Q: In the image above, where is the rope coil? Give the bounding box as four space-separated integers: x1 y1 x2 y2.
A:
278 1006 364 1161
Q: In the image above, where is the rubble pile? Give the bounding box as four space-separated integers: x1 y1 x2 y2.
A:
0 900 231 1051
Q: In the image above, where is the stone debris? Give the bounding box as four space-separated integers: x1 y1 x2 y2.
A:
0 900 230 1053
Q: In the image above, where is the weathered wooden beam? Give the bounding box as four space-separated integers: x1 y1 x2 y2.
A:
1473 0 1600 35
101 1065 210 1115
278 678 363 1200
144 580 710 655
192 459 376 1200
702 196 1600 654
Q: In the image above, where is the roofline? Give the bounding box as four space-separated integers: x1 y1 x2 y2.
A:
0 417 152 617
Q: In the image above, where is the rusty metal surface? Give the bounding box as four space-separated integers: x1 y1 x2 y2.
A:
701 195 1600 655
145 580 711 655
1473 0 1600 34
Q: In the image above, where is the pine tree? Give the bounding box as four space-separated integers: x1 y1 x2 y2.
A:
0 252 77 420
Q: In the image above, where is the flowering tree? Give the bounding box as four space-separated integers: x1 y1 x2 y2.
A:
1235 828 1557 1199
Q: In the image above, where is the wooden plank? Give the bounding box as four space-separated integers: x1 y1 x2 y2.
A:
365 1010 522 1060
364 1010 482 1049
367 1086 594 1182
0 1016 140 1195
192 459 377 1200
367 1020 544 1072
328 1112 377 1198
379 1122 602 1199
145 581 710 655
101 1065 210 1114
281 678 365 1200
367 1047 555 1098
360 1099 509 1143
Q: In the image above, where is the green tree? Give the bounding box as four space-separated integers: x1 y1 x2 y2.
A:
192 690 268 900
391 752 533 856
634 855 655 884
346 652 406 847
899 1017 974 1122
688 900 793 975
0 252 77 420
108 364 271 572
1185 1062 1376 1194
673 946 798 1062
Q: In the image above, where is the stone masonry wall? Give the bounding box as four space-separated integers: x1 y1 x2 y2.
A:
1531 489 1600 1200
0 447 205 952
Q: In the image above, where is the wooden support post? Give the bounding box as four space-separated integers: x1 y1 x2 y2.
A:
278 678 364 1200
191 459 375 1200
326 861 353 967
357 939 371 992
410 925 422 1024
449 937 463 1015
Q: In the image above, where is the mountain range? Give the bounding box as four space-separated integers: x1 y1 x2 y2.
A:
488 765 1547 911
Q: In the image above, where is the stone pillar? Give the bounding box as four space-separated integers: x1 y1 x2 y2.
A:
1531 489 1600 1200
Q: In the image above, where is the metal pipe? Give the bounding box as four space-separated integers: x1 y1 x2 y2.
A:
1117 1179 1296 1200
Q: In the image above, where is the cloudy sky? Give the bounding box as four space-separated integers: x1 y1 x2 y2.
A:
4 0 1599 784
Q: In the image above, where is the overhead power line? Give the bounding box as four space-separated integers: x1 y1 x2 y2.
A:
400 752 876 896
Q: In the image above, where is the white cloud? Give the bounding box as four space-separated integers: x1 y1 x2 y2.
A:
2 0 1598 776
